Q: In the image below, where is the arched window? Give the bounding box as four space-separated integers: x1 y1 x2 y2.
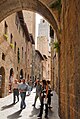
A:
10 68 14 77
0 67 5 97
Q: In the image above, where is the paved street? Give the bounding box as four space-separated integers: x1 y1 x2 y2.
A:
0 88 60 119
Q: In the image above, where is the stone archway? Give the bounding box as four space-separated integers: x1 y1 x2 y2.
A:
0 66 5 98
0 0 59 36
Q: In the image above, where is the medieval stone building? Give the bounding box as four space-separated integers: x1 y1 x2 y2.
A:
37 19 51 81
0 11 35 97
35 49 43 80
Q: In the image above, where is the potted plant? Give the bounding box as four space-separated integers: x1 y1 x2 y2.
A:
10 43 14 49
53 41 60 52
3 34 8 41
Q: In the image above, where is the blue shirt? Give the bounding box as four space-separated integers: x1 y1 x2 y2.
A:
18 83 28 92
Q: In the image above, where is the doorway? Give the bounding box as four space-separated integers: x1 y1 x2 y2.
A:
0 67 5 98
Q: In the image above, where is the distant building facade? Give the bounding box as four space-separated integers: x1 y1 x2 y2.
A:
37 36 49 57
38 19 50 40
26 34 35 82
23 10 36 39
37 19 51 81
35 50 43 80
23 11 35 82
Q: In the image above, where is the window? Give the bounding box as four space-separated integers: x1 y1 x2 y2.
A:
14 42 16 54
10 33 13 44
43 20 45 23
50 26 54 38
2 53 5 61
17 67 18 71
19 26 20 33
25 52 26 62
17 48 20 63
15 14 18 29
4 21 8 34
22 47 23 58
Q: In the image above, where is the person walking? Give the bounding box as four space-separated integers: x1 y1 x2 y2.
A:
28 78 33 91
9 73 14 93
12 79 19 104
32 79 42 107
47 80 53 109
37 80 48 119
18 79 28 110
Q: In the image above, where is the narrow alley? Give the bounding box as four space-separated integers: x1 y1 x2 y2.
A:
0 1 80 119
0 88 60 119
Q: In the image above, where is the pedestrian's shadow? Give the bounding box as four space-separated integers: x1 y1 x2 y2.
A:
1 103 15 111
29 107 40 117
7 110 22 119
48 109 54 117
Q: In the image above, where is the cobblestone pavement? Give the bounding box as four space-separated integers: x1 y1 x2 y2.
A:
0 88 60 119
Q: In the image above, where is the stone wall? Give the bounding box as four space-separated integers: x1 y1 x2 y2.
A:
59 0 80 119
0 13 29 97
23 11 35 39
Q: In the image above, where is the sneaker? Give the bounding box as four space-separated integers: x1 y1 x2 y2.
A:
20 108 23 111
37 117 42 119
23 105 26 109
44 115 48 119
48 106 52 109
37 115 42 119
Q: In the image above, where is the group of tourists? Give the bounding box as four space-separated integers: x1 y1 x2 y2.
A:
32 79 53 119
9 77 53 119
11 78 31 110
